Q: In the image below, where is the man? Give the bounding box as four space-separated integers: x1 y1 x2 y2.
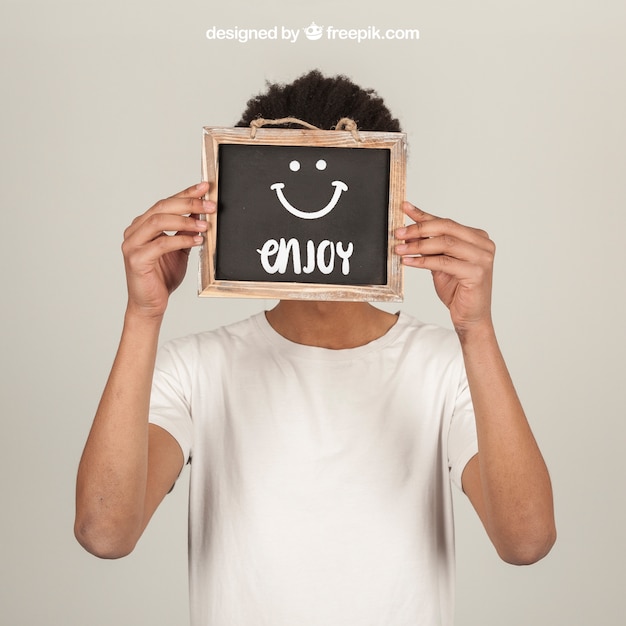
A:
75 71 556 625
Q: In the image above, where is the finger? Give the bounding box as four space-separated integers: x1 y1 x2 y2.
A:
148 196 214 219
125 196 215 239
172 181 210 199
401 251 490 283
397 217 492 252
395 202 440 241
124 232 204 270
124 214 208 249
395 234 493 266
400 201 439 224
136 181 211 229
396 202 491 245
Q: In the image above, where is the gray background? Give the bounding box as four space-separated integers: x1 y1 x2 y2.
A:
1 1 624 624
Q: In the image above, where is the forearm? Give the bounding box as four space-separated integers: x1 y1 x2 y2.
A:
459 322 556 564
75 309 163 558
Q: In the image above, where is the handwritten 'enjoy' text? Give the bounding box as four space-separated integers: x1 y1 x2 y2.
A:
256 238 354 275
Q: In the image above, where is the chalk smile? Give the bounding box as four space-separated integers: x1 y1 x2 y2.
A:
270 181 348 220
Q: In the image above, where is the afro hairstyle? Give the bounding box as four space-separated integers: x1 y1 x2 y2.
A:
236 70 401 133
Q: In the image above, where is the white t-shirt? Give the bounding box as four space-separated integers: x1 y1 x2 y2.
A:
149 311 478 626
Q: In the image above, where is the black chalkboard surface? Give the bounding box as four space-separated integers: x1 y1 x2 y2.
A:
216 144 389 285
200 127 406 301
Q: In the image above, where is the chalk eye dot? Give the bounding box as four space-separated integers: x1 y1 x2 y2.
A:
316 159 327 171
289 160 301 172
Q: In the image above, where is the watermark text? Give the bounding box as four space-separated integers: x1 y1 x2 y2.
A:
205 23 419 44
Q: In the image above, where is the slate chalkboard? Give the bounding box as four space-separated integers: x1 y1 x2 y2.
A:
200 127 406 301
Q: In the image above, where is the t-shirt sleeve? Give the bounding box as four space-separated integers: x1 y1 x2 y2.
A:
447 362 478 491
149 341 194 465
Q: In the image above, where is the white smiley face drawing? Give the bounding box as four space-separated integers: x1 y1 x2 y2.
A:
270 158 348 220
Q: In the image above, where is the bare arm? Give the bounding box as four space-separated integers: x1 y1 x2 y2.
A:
458 325 555 564
75 182 214 558
396 202 556 565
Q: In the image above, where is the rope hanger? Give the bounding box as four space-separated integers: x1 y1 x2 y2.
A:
249 116 362 142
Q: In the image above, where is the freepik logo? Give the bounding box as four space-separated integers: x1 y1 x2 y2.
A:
306 23 419 42
205 23 419 44
303 22 324 40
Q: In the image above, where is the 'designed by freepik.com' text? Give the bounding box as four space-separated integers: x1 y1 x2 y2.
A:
205 22 419 44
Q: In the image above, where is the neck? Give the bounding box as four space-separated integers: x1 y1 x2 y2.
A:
265 301 398 349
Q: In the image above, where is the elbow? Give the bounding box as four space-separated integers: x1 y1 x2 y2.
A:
497 524 557 566
74 517 138 560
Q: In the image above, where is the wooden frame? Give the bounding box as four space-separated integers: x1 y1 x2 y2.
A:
199 126 406 301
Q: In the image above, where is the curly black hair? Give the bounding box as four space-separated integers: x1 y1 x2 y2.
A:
236 70 401 132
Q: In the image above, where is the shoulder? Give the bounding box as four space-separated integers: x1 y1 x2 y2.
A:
390 313 466 386
396 312 461 355
157 313 266 362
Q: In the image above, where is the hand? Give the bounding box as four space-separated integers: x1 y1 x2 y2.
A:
395 201 496 334
121 182 215 319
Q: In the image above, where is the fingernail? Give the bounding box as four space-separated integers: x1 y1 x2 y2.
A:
196 182 207 190
202 200 215 211
396 227 407 237
193 235 204 244
195 219 208 230
396 244 408 253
